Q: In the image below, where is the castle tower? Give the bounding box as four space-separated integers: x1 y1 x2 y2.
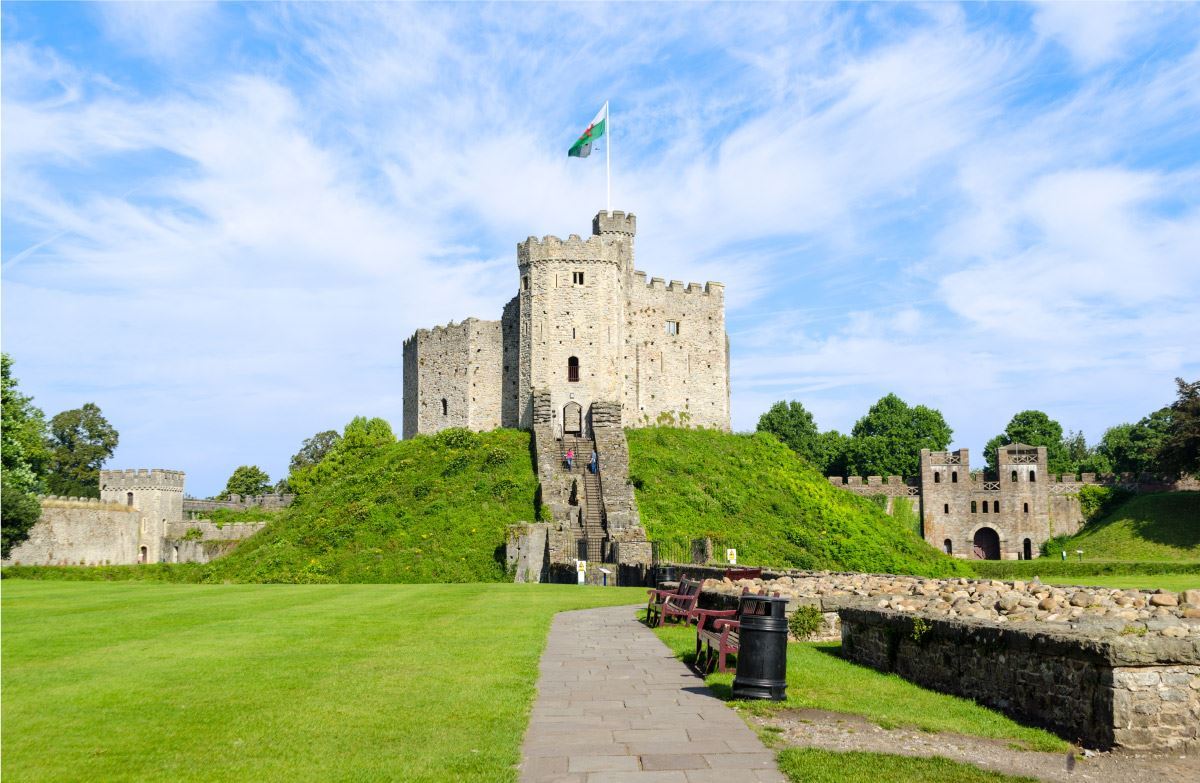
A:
99 469 185 564
516 212 634 430
919 448 969 556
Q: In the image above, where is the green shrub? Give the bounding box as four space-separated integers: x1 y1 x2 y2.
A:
788 604 824 639
1078 484 1132 522
434 428 480 450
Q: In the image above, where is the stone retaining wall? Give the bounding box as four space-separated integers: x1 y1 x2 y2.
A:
840 607 1200 750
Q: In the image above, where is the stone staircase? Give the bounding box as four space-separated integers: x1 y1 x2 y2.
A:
562 434 608 564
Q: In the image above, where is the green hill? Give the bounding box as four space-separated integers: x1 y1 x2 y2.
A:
627 428 968 577
206 428 540 583
1047 492 1200 562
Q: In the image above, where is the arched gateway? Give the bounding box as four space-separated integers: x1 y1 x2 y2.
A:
563 401 582 435
972 527 1000 560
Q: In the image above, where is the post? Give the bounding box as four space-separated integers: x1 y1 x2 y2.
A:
605 101 611 214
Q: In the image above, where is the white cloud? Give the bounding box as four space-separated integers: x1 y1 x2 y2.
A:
95 1 219 62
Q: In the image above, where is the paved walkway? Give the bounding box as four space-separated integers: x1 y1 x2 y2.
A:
519 604 787 783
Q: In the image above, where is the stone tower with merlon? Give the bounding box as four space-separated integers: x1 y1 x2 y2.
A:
100 469 185 563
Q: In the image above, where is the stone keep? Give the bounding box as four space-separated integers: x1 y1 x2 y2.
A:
403 211 730 437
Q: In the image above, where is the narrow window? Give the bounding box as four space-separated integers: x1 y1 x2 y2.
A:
441 398 448 416
982 501 989 514
943 503 949 514
944 539 953 555
127 491 134 506
971 501 977 513
522 275 529 291
1023 502 1029 513
951 471 958 483
934 472 941 484
1011 470 1018 482
993 500 1000 513
572 327 576 339
666 320 679 336
572 271 584 285
1029 470 1036 482
567 356 580 382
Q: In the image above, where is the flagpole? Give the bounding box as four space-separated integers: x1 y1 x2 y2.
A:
605 101 611 214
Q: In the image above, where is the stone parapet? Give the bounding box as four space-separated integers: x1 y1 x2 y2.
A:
839 607 1200 750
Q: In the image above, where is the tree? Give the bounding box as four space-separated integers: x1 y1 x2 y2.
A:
1156 377 1200 478
757 401 820 463
985 410 1071 475
218 465 272 499
1094 408 1172 475
289 416 396 495
844 393 953 477
2 354 49 557
45 403 119 498
288 430 342 474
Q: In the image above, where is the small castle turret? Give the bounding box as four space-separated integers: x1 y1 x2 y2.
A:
99 469 185 563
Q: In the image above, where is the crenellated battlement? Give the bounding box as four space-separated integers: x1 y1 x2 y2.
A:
99 469 185 489
39 495 135 510
517 233 624 265
592 210 636 236
632 270 723 296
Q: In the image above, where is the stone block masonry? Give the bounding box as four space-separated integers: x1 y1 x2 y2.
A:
839 607 1200 751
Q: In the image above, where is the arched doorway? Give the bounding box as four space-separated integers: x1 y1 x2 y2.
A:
972 527 1000 560
138 546 148 564
943 539 953 555
1023 538 1033 561
563 401 582 435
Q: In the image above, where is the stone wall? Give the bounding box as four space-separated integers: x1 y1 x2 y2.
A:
2 499 140 566
99 468 184 564
505 521 549 583
840 607 1200 751
590 401 640 530
402 317 507 438
623 273 728 430
183 493 293 516
164 520 266 564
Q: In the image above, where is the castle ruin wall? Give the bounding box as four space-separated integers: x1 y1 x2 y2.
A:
2 500 140 566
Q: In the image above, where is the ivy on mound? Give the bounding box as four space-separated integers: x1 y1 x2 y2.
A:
627 427 969 577
205 427 539 584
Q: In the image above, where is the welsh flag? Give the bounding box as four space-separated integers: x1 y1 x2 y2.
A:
568 104 607 158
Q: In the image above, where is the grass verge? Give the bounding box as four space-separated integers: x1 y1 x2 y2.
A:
776 748 1038 783
1 581 644 783
649 617 1068 753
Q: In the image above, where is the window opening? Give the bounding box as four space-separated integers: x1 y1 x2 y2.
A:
1023 502 1029 513
951 471 958 483
567 356 580 382
943 503 949 514
522 275 530 291
971 501 977 513
127 492 134 506
982 501 989 514
441 398 448 416
666 320 679 336
934 472 941 484
1030 470 1036 482
1011 470 1018 482
993 500 1000 513
572 271 584 285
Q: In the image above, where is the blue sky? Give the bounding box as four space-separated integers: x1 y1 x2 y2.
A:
3 2 1198 497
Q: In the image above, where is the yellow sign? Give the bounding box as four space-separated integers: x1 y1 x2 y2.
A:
726 548 737 565
576 560 587 573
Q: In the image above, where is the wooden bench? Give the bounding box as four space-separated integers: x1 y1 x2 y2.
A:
724 567 762 581
646 577 701 628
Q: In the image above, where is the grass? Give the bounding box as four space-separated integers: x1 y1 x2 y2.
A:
649 618 1068 753
1039 573 1200 591
1044 492 1200 562
1 580 645 783
628 428 967 577
776 748 1038 783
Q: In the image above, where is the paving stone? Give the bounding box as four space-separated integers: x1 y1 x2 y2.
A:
639 753 710 770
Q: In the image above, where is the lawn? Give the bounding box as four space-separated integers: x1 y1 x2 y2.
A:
649 618 1068 753
1040 573 1200 591
776 748 1037 783
1 581 645 783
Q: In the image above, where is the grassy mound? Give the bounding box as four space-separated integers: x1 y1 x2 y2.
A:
627 427 967 577
205 428 540 583
1045 492 1199 562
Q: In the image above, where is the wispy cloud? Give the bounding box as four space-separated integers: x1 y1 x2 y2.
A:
3 2 1198 493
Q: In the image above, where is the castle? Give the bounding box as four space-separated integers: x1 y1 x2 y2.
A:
403 210 730 438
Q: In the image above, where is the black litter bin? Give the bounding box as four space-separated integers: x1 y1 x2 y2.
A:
731 593 788 701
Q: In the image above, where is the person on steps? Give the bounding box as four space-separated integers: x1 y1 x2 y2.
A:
589 450 598 474
565 448 574 471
